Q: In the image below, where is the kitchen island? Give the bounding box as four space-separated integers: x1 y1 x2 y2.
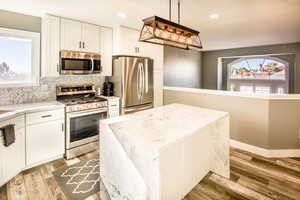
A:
100 104 229 200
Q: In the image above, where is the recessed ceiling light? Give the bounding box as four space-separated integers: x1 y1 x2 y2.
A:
117 12 127 18
209 14 219 19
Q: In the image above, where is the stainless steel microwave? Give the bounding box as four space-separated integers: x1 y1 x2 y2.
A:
60 50 101 75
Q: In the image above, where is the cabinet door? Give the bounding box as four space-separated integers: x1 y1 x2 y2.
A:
0 127 25 186
26 119 64 166
61 18 82 51
100 27 113 76
121 27 141 56
82 23 100 53
41 15 60 77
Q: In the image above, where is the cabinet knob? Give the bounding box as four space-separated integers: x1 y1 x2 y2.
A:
79 41 82 48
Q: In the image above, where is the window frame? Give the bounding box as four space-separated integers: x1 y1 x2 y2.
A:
228 56 289 81
0 27 40 87
226 56 290 94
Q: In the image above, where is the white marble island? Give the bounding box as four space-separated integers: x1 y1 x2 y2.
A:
100 104 229 200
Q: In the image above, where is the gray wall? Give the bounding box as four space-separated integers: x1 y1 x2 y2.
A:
164 46 202 88
202 43 300 92
0 9 41 32
269 100 300 149
0 10 105 106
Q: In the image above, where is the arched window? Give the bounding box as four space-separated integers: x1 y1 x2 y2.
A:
227 57 289 94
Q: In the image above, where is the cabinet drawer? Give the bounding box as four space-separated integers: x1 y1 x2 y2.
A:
26 109 64 125
0 115 25 137
108 100 119 106
108 103 119 109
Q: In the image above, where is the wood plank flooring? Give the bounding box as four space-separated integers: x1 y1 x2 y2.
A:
0 148 299 200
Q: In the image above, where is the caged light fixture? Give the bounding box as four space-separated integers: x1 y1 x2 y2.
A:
139 0 202 51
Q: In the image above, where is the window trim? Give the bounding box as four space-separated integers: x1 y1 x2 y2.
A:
0 27 40 87
228 56 289 81
226 56 290 94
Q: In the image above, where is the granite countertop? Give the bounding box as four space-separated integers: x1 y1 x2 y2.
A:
0 101 65 121
109 104 228 150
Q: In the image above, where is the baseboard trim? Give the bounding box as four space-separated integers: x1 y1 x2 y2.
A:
230 140 300 158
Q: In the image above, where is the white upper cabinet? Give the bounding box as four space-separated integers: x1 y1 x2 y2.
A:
113 26 141 56
61 19 100 53
61 18 82 51
100 27 113 76
41 15 60 77
82 23 100 53
42 16 113 77
113 26 158 57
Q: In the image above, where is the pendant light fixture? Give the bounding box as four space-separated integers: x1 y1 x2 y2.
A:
139 0 202 50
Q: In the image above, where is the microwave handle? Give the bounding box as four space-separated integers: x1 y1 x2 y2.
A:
91 58 94 72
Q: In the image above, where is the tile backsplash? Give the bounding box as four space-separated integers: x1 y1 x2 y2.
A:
0 76 105 106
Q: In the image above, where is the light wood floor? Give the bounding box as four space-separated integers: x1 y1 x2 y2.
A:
0 148 300 200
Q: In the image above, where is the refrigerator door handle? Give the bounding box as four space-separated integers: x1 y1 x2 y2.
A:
144 60 149 93
137 64 140 100
140 63 145 98
138 63 144 100
137 63 144 101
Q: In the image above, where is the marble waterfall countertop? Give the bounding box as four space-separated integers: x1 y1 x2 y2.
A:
0 101 65 121
110 103 228 150
100 104 230 200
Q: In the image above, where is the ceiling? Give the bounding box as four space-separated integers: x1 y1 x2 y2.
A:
1 0 300 50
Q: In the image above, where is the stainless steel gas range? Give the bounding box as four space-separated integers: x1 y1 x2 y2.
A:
56 83 107 159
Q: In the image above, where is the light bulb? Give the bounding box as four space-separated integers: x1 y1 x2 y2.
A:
155 29 161 37
179 36 186 43
162 31 170 39
187 38 192 44
171 34 178 41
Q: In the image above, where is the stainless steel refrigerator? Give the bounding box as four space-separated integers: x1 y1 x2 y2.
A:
110 55 154 114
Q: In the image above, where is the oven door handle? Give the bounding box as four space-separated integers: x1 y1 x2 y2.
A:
67 108 107 118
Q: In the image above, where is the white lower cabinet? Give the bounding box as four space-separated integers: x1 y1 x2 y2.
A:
26 118 64 167
0 116 25 186
108 98 120 118
0 108 65 187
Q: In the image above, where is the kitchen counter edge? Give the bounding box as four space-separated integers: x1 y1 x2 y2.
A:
0 101 65 122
